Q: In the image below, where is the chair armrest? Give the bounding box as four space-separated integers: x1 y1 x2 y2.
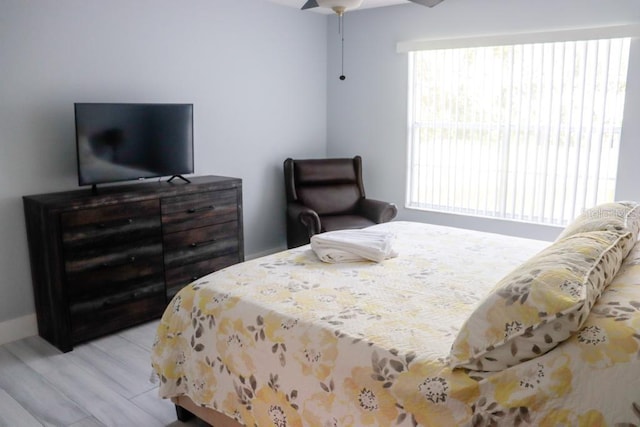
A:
357 198 398 224
287 202 321 236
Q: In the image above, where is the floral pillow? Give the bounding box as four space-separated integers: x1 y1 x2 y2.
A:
449 230 631 371
556 201 640 256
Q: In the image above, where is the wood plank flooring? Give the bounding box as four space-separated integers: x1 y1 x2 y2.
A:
0 320 208 427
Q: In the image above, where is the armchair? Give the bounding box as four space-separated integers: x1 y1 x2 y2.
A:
284 156 398 248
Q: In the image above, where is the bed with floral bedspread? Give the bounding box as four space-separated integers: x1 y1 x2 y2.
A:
152 215 640 426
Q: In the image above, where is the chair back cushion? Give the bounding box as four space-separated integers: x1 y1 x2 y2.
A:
292 158 364 215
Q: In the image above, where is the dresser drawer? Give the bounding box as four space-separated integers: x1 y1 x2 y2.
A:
165 253 241 299
70 284 166 344
64 239 163 275
61 199 161 249
163 226 239 269
65 252 165 301
64 237 163 302
161 189 239 233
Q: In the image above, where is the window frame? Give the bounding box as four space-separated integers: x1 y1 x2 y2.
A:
399 25 638 226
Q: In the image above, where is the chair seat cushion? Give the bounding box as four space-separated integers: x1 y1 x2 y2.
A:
320 215 376 232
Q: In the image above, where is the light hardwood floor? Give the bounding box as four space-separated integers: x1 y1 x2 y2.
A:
0 320 208 427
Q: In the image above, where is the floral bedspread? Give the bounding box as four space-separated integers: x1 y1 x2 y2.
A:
151 221 640 426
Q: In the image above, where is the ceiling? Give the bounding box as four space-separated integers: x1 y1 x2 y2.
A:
268 0 409 14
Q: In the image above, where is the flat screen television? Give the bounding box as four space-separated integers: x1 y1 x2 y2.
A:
74 103 194 188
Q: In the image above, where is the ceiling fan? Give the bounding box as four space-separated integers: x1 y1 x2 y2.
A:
301 0 445 15
303 0 445 81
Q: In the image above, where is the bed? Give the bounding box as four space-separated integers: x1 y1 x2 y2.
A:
151 205 640 426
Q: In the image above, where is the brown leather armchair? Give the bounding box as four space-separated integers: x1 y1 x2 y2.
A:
284 156 398 248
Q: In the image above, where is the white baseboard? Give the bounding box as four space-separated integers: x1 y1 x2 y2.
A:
0 314 37 346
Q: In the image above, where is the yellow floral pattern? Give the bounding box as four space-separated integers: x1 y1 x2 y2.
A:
151 221 640 426
556 201 640 257
450 230 630 371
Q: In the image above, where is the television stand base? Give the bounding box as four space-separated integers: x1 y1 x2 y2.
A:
168 175 191 184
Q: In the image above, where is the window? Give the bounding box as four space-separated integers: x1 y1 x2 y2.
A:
404 32 631 226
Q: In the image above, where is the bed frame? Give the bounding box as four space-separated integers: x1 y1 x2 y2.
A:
172 396 243 427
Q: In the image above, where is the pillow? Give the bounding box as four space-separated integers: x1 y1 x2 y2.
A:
556 201 640 256
449 230 630 371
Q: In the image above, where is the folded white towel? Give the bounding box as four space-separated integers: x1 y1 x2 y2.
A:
310 229 398 263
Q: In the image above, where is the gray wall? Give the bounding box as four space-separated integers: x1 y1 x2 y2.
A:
0 0 327 324
326 0 640 241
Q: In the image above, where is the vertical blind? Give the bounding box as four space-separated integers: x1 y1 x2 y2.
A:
406 37 631 226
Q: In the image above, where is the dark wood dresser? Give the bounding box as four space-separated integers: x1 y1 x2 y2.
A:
23 175 243 352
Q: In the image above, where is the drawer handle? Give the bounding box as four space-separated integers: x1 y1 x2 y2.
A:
187 205 214 214
97 218 134 229
189 239 217 248
101 256 136 268
102 287 144 307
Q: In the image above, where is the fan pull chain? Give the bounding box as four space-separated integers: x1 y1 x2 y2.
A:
339 13 346 80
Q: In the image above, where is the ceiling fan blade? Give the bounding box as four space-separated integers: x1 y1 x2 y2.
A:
301 0 319 9
408 0 445 7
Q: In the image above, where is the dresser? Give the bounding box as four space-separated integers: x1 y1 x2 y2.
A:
23 175 243 352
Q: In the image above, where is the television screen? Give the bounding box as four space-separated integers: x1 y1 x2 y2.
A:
74 103 194 186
